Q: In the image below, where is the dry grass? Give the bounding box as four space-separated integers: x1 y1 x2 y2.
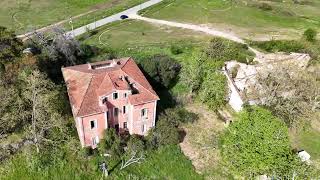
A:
179 103 227 178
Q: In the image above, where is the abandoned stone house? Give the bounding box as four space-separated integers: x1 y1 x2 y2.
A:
224 52 311 112
62 57 159 148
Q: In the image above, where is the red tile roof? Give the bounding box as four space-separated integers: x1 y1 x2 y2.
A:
62 57 159 117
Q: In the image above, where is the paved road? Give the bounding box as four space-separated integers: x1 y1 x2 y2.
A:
65 0 163 38
18 0 163 40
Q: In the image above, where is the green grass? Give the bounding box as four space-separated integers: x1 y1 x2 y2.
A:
81 19 211 49
0 0 146 34
1 145 201 180
141 0 320 39
297 128 320 159
111 145 203 179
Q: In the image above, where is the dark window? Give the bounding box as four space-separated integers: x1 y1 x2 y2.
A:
124 93 128 98
123 122 127 129
123 106 126 114
102 97 108 104
115 124 119 132
90 120 96 129
114 108 119 116
141 108 147 117
113 92 118 100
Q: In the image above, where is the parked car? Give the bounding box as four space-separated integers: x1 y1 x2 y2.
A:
120 15 129 19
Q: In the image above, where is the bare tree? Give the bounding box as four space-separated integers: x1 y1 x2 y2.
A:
120 152 144 170
252 65 320 127
21 70 65 152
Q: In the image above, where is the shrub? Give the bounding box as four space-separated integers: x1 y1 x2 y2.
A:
258 3 272 11
221 107 293 177
205 37 254 65
198 70 227 111
126 135 145 155
230 64 240 78
170 44 183 55
161 107 199 126
100 129 123 158
303 28 317 42
251 40 305 53
139 54 181 88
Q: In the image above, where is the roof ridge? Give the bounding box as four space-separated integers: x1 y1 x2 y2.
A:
76 74 94 116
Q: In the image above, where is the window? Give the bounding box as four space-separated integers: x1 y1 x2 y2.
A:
123 122 127 129
141 108 148 118
90 120 97 129
113 92 118 100
142 124 146 133
114 108 119 116
124 93 128 98
102 97 108 104
92 136 99 145
123 106 126 114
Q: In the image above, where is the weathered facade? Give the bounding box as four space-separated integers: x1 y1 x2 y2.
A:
62 57 159 148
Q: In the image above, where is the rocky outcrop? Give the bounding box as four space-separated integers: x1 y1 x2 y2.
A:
0 139 33 161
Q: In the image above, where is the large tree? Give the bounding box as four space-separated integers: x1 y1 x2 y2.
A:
19 69 65 152
0 26 23 64
221 106 316 178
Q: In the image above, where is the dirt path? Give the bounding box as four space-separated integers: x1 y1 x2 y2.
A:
131 14 245 44
130 14 263 56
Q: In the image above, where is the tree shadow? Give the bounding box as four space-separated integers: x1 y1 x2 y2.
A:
178 129 187 143
108 160 122 175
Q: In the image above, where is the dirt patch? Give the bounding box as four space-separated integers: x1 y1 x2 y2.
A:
179 103 226 175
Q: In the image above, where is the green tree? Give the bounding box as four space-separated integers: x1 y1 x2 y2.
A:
0 85 27 134
303 28 317 42
146 114 180 149
0 26 23 64
126 135 145 156
139 55 181 89
221 107 301 178
100 128 123 158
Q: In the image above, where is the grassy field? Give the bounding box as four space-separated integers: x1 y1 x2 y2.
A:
82 19 211 48
141 0 320 40
0 0 146 34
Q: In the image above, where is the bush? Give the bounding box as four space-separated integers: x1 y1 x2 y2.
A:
303 28 317 42
170 44 183 55
126 135 145 155
198 70 227 111
205 37 254 65
221 107 293 177
139 54 181 88
99 129 123 158
161 107 199 126
230 64 240 78
258 3 272 11
251 40 305 53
